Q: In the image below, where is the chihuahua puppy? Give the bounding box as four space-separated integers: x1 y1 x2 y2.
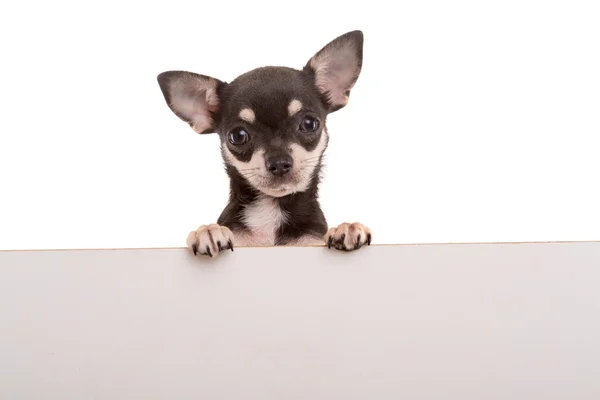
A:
157 30 371 258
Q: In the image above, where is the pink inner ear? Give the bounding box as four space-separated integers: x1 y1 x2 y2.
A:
310 45 360 109
190 113 214 134
167 74 220 134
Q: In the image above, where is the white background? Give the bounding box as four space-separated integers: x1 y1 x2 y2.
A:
1 0 599 250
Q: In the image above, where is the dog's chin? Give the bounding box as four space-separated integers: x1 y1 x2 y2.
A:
259 186 296 198
252 175 310 198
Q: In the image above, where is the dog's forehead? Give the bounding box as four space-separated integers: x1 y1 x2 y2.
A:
223 67 322 125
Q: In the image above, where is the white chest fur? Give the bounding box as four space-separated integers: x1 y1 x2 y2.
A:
239 195 288 246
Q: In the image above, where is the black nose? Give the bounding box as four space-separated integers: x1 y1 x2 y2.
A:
266 155 293 176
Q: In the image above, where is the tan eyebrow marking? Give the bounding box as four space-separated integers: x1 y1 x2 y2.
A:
239 108 256 123
288 99 303 117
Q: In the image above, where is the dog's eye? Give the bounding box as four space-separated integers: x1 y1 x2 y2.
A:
299 116 320 133
228 128 250 145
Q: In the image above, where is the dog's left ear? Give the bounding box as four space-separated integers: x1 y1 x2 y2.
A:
305 30 364 112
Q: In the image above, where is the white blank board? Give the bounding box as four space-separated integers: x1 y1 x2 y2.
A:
1 242 599 399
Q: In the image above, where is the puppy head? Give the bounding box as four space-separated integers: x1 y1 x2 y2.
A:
157 30 363 197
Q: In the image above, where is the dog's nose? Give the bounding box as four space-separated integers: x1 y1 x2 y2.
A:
266 155 293 176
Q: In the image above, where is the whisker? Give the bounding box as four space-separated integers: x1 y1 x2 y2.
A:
298 166 316 178
241 172 257 177
302 161 321 167
301 155 327 165
302 155 321 162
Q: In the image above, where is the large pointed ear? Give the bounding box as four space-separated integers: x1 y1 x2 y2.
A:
157 71 225 134
305 30 364 112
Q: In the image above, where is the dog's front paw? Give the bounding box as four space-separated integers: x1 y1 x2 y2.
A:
186 224 234 258
325 222 372 251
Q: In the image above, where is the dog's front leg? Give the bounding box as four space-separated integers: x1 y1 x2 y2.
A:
324 222 372 251
186 224 235 258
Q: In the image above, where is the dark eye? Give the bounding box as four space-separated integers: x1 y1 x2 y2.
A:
299 116 320 133
228 127 250 145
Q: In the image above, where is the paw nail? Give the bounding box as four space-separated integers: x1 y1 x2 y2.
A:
367 233 372 245
192 244 198 256
228 240 234 251
328 236 333 249
217 241 222 251
355 234 361 250
206 246 213 258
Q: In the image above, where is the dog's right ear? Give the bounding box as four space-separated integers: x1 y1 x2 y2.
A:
157 71 225 134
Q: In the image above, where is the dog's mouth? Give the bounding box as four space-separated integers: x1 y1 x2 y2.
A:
240 169 311 198
265 187 293 196
258 175 303 197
